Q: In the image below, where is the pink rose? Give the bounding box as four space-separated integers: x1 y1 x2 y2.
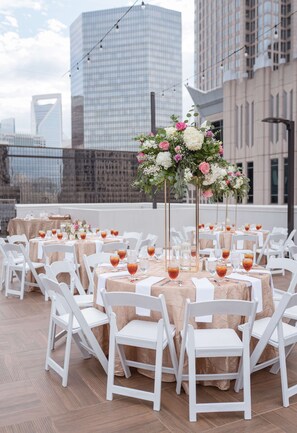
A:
235 171 241 177
219 144 223 156
136 152 146 163
174 145 181 153
159 141 170 151
226 180 230 185
203 189 213 198
148 132 155 136
174 154 183 163
199 161 210 175
175 122 187 131
205 130 214 138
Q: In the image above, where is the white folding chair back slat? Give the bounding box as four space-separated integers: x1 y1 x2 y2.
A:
199 233 220 256
101 289 178 411
183 226 195 242
122 231 143 252
237 292 297 408
231 234 258 259
146 233 158 246
40 275 108 387
266 257 297 303
176 298 257 422
256 233 287 267
102 241 126 253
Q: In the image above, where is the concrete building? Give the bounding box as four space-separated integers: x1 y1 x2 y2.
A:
0 118 15 134
189 0 297 205
31 94 63 148
70 4 182 150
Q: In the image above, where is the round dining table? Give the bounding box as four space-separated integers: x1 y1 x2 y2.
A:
93 258 276 390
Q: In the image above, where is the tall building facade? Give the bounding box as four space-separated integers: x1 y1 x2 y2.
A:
70 4 182 150
0 118 15 134
190 0 297 206
31 94 63 148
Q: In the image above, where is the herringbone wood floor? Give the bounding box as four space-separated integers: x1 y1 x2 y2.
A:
0 273 297 433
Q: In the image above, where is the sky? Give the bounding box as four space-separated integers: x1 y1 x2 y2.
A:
0 0 194 139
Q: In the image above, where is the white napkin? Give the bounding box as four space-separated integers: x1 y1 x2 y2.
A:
94 240 103 254
135 276 165 316
192 277 215 323
96 271 129 306
256 231 264 247
226 272 263 312
37 240 45 260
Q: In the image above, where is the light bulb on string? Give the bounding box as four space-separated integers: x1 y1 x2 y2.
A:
76 63 79 71
69 73 71 78
99 43 103 50
116 23 119 32
244 45 248 57
220 63 223 70
173 87 176 92
141 1 145 9
162 91 164 97
87 54 91 62
202 74 205 80
274 27 278 39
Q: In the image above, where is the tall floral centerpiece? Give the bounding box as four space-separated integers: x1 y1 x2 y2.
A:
134 111 227 269
65 220 91 240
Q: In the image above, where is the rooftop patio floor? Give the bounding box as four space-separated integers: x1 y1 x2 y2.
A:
0 273 296 433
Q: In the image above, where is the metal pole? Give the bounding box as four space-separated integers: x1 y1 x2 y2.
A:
287 121 295 235
150 91 157 209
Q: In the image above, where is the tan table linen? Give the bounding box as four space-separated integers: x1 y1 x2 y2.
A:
93 260 275 390
7 218 70 240
29 235 122 288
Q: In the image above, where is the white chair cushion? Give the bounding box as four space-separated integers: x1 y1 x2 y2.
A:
116 320 175 346
189 328 243 354
59 307 108 330
248 317 297 347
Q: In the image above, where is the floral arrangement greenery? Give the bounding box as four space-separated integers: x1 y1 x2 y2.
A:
134 109 228 199
212 164 250 201
65 220 91 239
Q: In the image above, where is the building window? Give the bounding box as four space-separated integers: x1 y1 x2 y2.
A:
247 161 254 203
284 157 288 204
271 158 278 204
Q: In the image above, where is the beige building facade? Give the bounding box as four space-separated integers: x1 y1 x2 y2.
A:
190 0 297 205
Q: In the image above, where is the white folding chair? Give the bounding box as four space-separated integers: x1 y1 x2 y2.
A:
123 231 143 251
283 229 297 255
199 232 220 256
83 252 112 294
0 238 8 290
183 226 195 242
231 234 258 261
266 257 297 304
272 227 288 235
43 243 80 273
256 233 287 267
237 292 297 408
40 275 108 387
176 299 257 422
45 261 93 308
289 245 297 260
2 243 44 300
7 234 29 253
146 233 158 246
101 289 178 411
137 238 150 256
102 241 127 253
170 228 184 245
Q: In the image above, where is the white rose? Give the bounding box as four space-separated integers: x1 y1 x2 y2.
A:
156 151 172 169
201 120 211 130
142 139 157 150
164 127 176 138
183 127 204 150
234 177 243 189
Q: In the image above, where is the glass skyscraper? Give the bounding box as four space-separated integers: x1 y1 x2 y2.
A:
70 4 182 150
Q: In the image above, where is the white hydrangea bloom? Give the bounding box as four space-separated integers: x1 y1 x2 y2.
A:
156 151 172 169
142 140 157 150
164 127 176 138
183 127 204 150
203 163 227 186
143 165 160 175
184 168 193 182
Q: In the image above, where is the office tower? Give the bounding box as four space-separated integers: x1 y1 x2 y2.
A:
194 0 295 92
70 4 182 150
189 0 297 206
31 94 63 148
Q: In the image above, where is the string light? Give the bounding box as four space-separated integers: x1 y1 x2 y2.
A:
220 63 223 70
63 0 141 77
156 9 297 96
87 54 91 62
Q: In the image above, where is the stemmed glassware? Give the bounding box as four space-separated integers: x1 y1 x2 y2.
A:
242 256 253 272
154 247 163 261
110 254 120 272
215 260 227 280
230 251 241 272
167 260 180 285
127 252 138 282
207 258 217 277
214 248 221 260
147 245 155 259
